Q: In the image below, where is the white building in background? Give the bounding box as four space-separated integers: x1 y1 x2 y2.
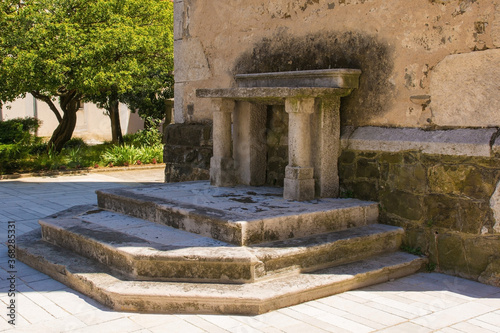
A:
0 93 144 143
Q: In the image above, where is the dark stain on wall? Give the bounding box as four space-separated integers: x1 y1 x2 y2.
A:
234 29 395 126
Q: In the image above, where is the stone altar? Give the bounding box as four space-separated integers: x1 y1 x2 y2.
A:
197 69 361 201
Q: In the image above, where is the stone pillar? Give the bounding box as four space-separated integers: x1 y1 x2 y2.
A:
210 99 236 186
284 98 315 201
233 101 267 186
312 97 341 197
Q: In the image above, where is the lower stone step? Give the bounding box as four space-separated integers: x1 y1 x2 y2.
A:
17 229 427 315
39 205 403 283
96 181 378 245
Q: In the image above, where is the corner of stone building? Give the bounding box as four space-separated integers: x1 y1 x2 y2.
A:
163 121 213 183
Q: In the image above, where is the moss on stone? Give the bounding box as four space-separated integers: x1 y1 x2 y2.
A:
379 152 403 164
428 164 496 199
356 158 380 178
379 189 424 221
339 150 356 164
347 181 378 201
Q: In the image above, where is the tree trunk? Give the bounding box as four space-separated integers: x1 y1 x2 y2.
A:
47 91 80 152
109 98 123 145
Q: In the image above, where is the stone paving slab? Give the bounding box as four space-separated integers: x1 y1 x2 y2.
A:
0 169 499 332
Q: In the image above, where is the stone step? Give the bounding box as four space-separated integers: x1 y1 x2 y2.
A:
96 181 379 245
17 229 426 315
40 205 403 283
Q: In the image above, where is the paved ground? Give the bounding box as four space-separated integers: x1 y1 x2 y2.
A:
0 168 499 333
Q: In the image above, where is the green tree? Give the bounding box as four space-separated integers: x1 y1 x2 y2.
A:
120 72 174 128
0 0 174 151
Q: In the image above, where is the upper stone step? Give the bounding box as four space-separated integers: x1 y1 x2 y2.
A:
96 181 379 245
40 205 401 283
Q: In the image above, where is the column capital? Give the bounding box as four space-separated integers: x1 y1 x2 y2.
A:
285 97 315 114
211 99 235 113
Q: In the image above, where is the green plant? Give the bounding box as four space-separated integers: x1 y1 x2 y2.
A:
127 118 163 147
64 147 83 167
101 142 163 167
0 144 31 173
340 189 354 198
101 144 141 166
29 142 49 155
401 244 423 256
0 117 41 144
63 138 87 149
426 262 436 272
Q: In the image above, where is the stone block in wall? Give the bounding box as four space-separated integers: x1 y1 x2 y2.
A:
430 232 500 285
428 164 496 200
173 0 185 41
174 39 211 82
386 163 428 194
164 123 212 146
174 82 186 124
341 180 378 201
424 194 491 233
430 49 500 127
479 257 500 287
355 158 380 178
379 189 424 221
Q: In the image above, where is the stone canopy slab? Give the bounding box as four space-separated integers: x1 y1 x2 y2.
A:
196 87 353 104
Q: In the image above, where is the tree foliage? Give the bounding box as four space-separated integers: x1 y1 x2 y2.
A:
0 0 174 151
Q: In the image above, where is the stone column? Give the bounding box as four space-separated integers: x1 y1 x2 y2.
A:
233 101 267 186
210 99 236 186
312 97 341 198
284 98 315 201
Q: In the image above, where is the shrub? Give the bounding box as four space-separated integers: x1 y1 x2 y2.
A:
0 144 31 173
63 137 87 149
0 117 41 144
123 117 163 147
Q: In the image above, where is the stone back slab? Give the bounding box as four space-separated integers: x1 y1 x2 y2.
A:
234 69 361 89
96 181 379 246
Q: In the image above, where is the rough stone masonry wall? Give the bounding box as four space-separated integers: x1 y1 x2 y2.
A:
340 127 500 286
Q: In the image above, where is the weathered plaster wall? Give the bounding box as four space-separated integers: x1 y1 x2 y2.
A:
174 0 499 127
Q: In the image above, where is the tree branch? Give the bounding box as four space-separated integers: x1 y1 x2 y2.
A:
31 91 63 123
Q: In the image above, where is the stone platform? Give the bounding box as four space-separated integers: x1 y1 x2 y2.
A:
96 181 379 246
17 181 427 315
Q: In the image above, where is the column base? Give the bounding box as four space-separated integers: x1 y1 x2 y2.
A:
283 166 315 201
210 157 236 186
